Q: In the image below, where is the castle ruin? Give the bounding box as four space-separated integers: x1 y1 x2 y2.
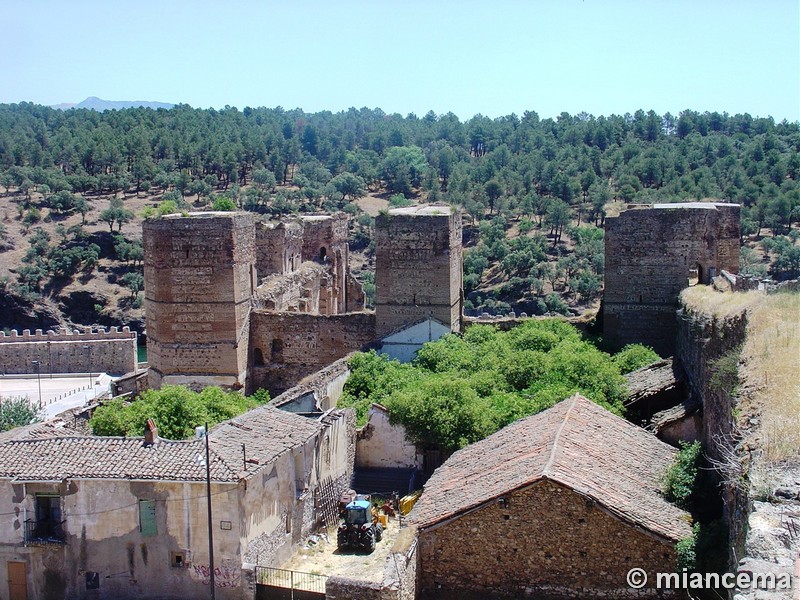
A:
143 206 464 396
375 205 463 337
603 202 740 356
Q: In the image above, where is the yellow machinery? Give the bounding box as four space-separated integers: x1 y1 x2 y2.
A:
399 491 422 515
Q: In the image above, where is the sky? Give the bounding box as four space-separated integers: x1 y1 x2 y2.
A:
3 0 799 122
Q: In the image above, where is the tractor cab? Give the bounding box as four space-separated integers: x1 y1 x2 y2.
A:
344 499 371 525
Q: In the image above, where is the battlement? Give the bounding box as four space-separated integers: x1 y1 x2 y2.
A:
0 326 135 343
0 327 138 375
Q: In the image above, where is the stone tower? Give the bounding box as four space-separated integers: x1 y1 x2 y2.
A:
603 202 740 356
143 212 256 389
375 205 463 338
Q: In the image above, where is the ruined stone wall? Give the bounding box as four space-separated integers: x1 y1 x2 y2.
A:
253 263 328 313
345 271 366 313
418 479 679 599
300 215 350 315
269 356 352 412
249 312 376 396
356 404 422 470
375 206 463 338
604 203 740 356
676 297 750 567
143 213 255 389
0 327 137 375
255 220 303 277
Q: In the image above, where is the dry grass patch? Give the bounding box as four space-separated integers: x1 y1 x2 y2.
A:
682 286 800 467
739 292 800 463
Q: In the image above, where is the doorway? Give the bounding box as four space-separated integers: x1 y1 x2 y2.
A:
7 561 28 600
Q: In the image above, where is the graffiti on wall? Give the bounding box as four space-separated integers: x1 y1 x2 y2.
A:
192 564 240 588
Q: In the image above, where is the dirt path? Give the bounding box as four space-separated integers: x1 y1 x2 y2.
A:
355 194 389 216
281 516 402 581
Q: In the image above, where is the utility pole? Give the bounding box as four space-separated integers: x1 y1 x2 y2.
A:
31 360 42 407
204 422 216 599
83 345 91 391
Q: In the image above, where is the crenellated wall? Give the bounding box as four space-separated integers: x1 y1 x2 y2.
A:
0 327 137 375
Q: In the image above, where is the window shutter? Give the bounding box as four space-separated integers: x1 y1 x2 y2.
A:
139 500 157 537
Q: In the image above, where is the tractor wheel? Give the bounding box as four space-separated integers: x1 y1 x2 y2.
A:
374 523 384 542
364 529 376 553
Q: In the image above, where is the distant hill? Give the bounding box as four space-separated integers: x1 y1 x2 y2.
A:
52 97 174 111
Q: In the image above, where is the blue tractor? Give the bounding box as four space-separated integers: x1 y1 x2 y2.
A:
337 497 383 553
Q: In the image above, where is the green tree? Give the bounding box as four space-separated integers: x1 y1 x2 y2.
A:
74 196 91 224
99 198 134 232
381 146 427 195
47 190 77 213
663 441 701 510
385 374 495 452
212 197 237 211
0 396 43 431
544 199 571 245
122 272 144 298
484 179 503 214
330 172 366 202
90 385 268 440
612 344 661 374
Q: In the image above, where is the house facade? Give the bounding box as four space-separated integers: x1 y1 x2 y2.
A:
0 406 353 600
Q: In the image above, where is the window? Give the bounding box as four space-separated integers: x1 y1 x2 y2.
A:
170 551 187 568
139 499 157 537
253 348 265 367
271 339 283 361
688 263 701 287
293 449 307 495
26 494 65 544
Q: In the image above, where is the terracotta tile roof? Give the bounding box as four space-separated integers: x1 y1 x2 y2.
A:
0 406 322 483
208 404 323 479
408 394 692 542
0 419 91 443
624 358 687 408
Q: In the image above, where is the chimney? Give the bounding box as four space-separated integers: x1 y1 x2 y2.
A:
144 419 159 446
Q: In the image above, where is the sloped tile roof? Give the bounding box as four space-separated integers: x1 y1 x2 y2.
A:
0 419 91 443
408 394 692 542
208 404 323 478
624 358 686 408
0 406 322 483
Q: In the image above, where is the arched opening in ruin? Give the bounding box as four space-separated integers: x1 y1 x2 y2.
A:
271 338 284 361
688 263 701 286
253 348 265 367
318 247 327 261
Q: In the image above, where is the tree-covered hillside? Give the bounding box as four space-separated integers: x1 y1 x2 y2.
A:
0 103 798 328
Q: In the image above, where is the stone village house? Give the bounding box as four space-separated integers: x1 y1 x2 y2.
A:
0 405 353 600
407 394 692 600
